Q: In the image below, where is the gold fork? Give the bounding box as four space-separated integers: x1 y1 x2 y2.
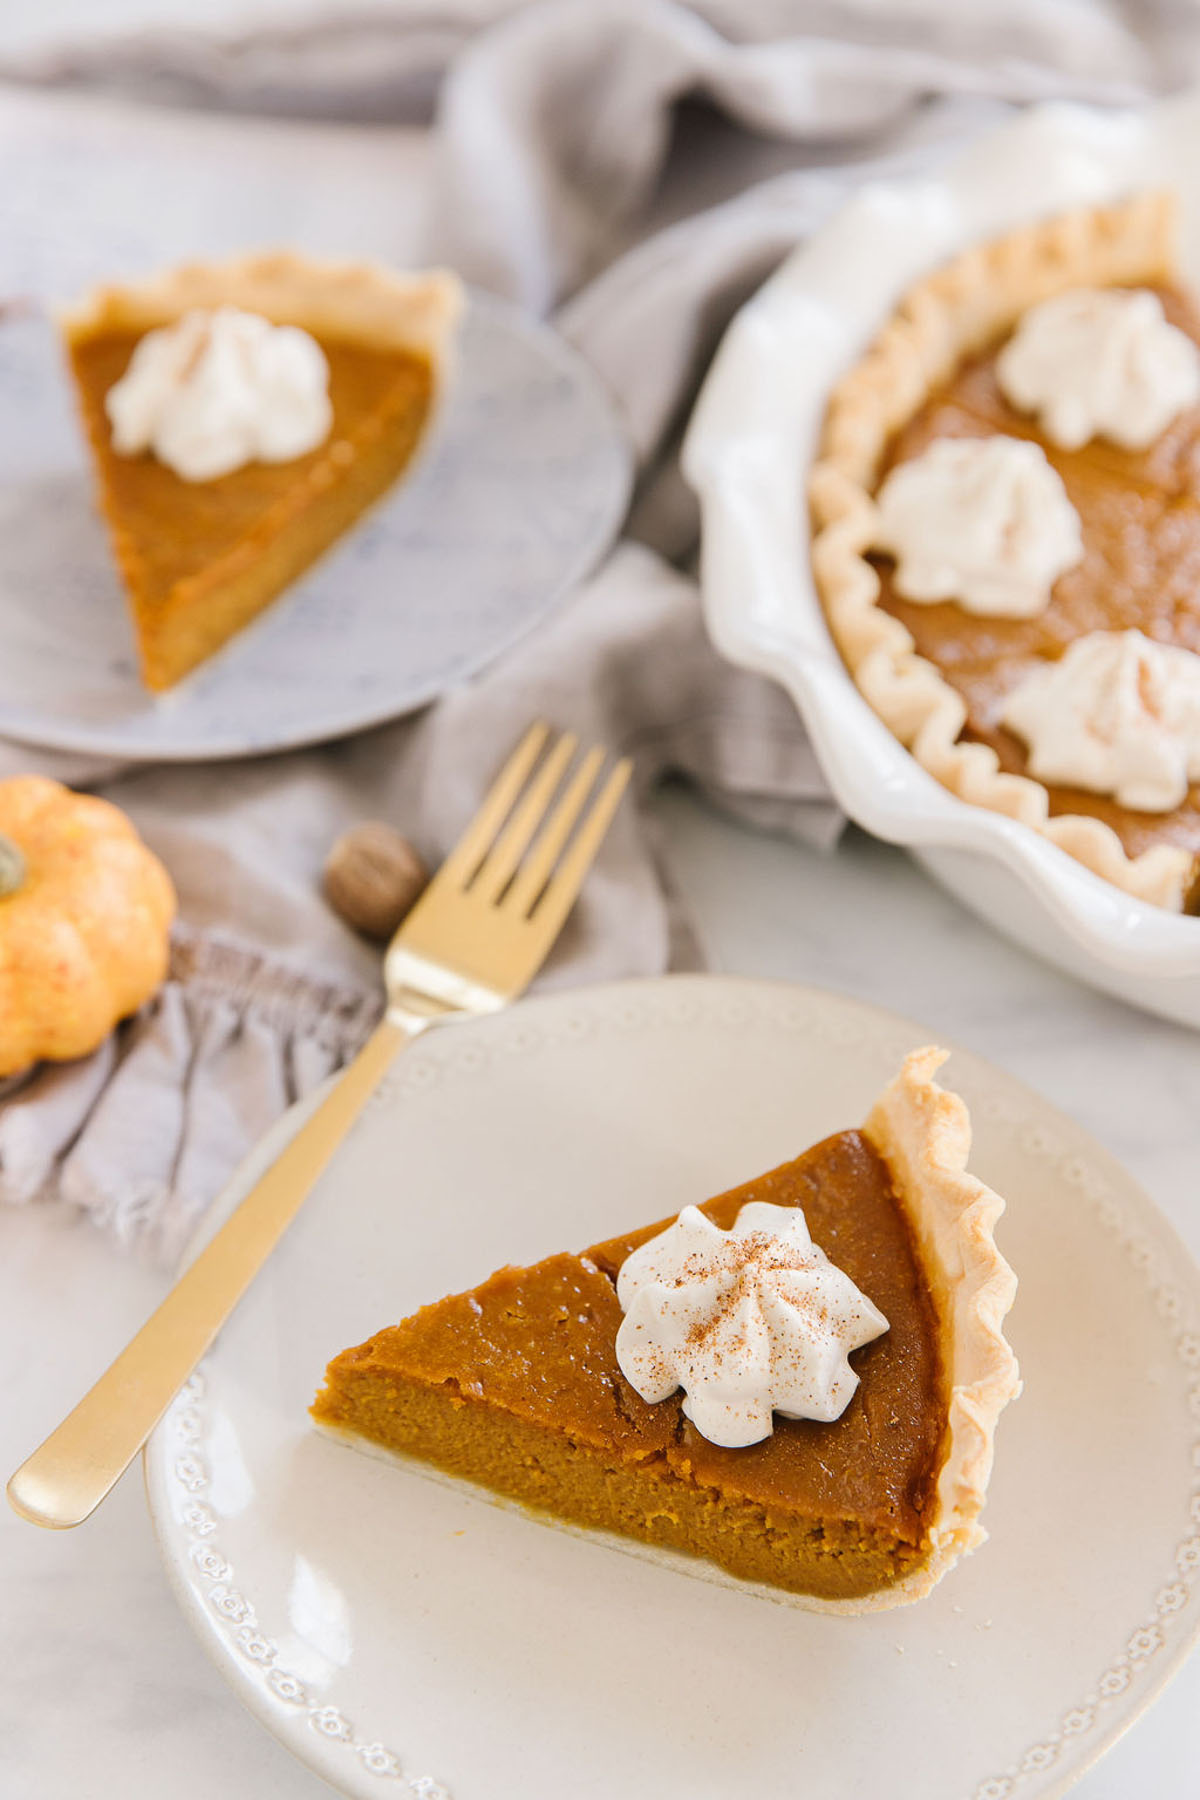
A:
8 724 631 1530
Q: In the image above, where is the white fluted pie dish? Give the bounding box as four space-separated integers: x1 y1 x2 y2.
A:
684 93 1200 1028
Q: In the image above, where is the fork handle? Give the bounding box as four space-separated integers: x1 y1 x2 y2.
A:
7 1019 407 1530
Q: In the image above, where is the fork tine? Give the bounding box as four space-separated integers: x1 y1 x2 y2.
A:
435 721 550 890
504 743 607 915
525 757 633 937
470 731 578 903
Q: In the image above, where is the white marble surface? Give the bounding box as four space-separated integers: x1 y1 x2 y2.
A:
2 791 1198 1798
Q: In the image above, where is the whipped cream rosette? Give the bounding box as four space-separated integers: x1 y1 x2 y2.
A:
871 436 1083 619
106 305 333 481
1002 629 1200 813
614 1200 889 1448
997 286 1200 451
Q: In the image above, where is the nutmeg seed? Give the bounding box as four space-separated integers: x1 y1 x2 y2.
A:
323 822 428 941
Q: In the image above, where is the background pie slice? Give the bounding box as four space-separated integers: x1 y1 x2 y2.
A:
311 1048 1019 1613
61 253 463 691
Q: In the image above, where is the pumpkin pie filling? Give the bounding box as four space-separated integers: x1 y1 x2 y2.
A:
871 286 1200 892
313 1129 949 1602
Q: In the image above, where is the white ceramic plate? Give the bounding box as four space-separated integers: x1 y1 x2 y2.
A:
683 93 1200 1028
0 292 630 761
144 976 1200 1800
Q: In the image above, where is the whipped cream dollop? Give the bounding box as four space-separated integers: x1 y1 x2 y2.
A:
105 306 333 482
614 1201 889 1449
1001 628 1200 813
872 435 1083 619
997 287 1200 452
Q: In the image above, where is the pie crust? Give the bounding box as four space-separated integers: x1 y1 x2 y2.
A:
60 250 462 359
809 189 1197 910
860 1046 1020 1607
312 1048 1019 1613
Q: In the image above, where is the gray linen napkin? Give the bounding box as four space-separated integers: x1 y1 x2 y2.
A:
0 536 834 1262
0 0 1180 1260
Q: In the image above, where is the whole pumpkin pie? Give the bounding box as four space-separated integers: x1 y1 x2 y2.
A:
61 253 462 691
810 190 1200 911
312 1049 1019 1612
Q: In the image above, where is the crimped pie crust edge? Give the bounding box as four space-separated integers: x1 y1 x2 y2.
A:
860 1045 1020 1611
59 249 464 359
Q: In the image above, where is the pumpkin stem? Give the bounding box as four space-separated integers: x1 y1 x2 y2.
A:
0 831 25 897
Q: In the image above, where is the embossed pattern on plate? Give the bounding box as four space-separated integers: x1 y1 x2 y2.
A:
0 292 630 760
145 977 1200 1800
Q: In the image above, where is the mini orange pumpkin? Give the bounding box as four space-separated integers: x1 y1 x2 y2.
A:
0 776 176 1077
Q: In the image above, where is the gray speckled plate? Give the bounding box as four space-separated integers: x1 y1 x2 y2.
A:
0 292 631 761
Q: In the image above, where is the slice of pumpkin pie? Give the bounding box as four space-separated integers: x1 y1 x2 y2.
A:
311 1048 1019 1612
61 253 462 691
